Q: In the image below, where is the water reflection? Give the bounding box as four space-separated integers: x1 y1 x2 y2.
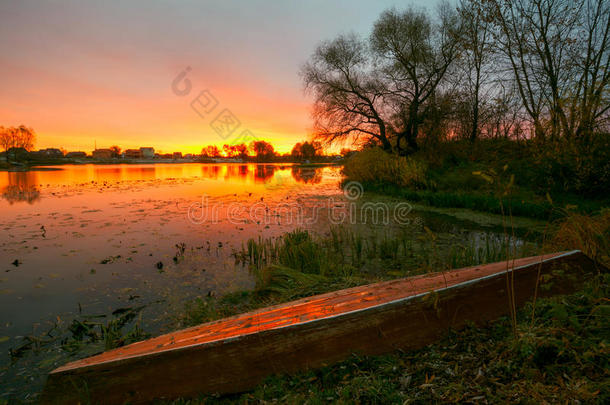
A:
1 171 41 204
291 167 322 184
254 165 277 183
0 164 332 205
201 165 221 179
224 164 248 182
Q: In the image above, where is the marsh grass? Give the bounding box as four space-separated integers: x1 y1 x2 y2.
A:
175 225 536 330
236 226 535 281
550 208 610 268
342 148 428 189
8 305 150 364
170 191 610 404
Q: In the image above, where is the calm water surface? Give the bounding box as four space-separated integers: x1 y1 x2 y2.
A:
0 163 346 399
0 163 536 400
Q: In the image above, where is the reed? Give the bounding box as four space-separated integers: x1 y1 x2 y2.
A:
234 225 537 297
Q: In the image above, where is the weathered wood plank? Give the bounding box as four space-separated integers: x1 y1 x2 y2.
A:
41 250 602 404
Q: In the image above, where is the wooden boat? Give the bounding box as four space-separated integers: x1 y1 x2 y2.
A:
42 250 602 404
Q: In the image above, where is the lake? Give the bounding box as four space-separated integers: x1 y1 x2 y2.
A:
0 163 540 401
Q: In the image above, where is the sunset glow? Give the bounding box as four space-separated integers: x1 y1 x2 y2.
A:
0 0 432 154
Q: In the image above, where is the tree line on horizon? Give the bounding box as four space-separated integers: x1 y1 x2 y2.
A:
302 0 610 155
200 140 327 162
0 126 339 163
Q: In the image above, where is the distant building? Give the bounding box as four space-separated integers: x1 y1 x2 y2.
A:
124 149 143 159
139 147 155 159
38 148 64 158
6 147 30 160
184 153 193 159
66 151 87 158
92 149 113 159
172 152 182 159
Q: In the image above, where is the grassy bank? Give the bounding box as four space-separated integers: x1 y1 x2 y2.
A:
166 210 609 403
358 181 608 221
175 226 538 329
342 139 610 220
14 211 606 403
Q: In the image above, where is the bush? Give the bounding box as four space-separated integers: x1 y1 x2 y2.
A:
530 135 610 197
342 148 428 189
550 208 610 267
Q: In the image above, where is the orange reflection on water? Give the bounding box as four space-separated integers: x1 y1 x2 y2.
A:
0 164 329 204
1 171 41 204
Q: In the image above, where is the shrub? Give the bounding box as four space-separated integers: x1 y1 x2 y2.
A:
342 148 428 189
530 135 610 197
550 208 610 267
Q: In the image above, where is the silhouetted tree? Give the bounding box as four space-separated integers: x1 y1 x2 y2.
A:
301 34 392 151
109 145 121 158
249 140 276 162
223 143 249 160
201 145 221 158
0 125 36 160
291 141 321 160
302 4 460 155
488 0 610 140
455 0 494 142
371 4 460 153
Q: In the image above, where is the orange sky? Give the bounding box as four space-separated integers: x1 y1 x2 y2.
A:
0 0 436 155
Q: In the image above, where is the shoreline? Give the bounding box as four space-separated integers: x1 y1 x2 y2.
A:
0 159 343 171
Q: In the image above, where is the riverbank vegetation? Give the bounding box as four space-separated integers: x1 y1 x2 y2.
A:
304 0 610 218
342 139 610 219
164 209 609 404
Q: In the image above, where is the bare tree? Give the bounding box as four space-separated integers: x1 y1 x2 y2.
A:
370 4 460 153
0 126 8 153
572 0 610 137
456 0 494 142
1 125 36 160
489 0 610 140
301 34 392 151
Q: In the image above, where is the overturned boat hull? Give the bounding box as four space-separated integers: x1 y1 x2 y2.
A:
42 250 601 404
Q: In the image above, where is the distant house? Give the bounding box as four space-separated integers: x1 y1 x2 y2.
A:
124 149 143 159
184 153 193 159
140 147 155 159
92 149 113 159
66 151 87 158
172 152 182 159
38 148 64 158
6 148 30 160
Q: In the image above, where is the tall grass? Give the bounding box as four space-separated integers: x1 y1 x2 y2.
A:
550 208 610 268
234 226 537 296
342 147 428 189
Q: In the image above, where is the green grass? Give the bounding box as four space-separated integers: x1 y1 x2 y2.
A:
358 180 608 220
234 227 535 281
341 138 610 219
174 226 538 330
